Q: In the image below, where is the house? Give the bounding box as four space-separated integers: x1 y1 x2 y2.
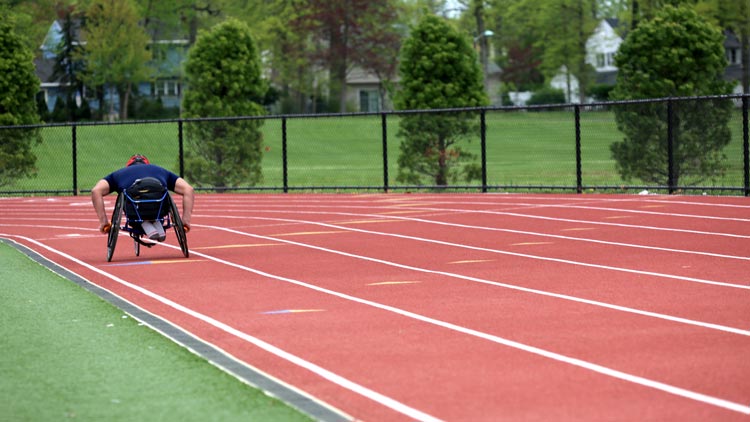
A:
35 19 187 118
345 67 392 112
552 18 748 103
724 29 744 94
550 18 622 103
344 43 503 112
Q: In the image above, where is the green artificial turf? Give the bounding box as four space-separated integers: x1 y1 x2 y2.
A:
0 241 313 422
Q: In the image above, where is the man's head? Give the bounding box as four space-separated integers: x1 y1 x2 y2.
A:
126 154 150 167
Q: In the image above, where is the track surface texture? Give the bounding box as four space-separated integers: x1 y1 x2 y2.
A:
2 193 749 422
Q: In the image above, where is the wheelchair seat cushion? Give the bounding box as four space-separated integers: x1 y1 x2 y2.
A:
124 177 168 221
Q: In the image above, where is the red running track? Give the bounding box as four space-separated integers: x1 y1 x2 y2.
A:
1 193 749 421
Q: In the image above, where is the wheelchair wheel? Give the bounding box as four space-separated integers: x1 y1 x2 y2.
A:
168 193 189 258
134 238 140 256
106 194 124 262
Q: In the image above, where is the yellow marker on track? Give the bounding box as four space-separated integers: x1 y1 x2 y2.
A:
193 243 281 250
271 231 346 237
511 242 554 246
448 259 495 264
367 281 421 286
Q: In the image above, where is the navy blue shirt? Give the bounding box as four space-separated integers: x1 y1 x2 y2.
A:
103 164 180 194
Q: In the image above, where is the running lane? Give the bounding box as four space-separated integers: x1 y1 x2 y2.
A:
2 194 749 422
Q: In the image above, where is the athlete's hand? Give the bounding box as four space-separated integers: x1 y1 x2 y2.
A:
183 223 190 233
100 222 111 234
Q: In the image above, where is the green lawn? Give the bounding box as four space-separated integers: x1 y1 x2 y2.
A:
2 108 747 194
0 240 314 422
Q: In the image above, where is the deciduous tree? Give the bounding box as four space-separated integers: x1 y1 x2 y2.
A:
82 0 151 120
289 0 402 112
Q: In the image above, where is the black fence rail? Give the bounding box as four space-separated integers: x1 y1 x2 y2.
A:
2 94 749 196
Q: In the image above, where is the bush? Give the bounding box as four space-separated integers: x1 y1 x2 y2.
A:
526 86 566 106
588 84 614 102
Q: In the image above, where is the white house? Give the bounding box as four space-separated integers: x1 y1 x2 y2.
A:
552 18 747 103
551 18 622 103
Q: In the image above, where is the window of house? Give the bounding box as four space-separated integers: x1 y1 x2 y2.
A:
153 80 181 97
359 90 380 112
727 48 739 65
606 52 615 67
596 53 605 68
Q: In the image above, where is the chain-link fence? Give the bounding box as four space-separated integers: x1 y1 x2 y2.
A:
2 94 748 196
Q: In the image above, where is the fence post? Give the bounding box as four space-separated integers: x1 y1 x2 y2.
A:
667 99 675 194
575 105 582 194
480 109 487 193
178 119 184 178
72 124 78 195
282 117 288 193
743 95 749 197
381 113 389 193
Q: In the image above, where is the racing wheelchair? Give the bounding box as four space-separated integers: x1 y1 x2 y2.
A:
106 177 189 262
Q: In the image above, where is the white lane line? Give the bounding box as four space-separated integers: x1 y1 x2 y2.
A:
162 231 750 415
518 203 750 222
1 234 443 422
199 209 750 262
203 203 750 239
21 231 746 416
200 217 750 291
197 223 750 336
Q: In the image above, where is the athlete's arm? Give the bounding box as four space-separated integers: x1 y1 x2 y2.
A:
91 179 112 233
173 178 194 226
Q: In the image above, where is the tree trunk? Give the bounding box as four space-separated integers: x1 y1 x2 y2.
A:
328 2 349 112
119 83 131 120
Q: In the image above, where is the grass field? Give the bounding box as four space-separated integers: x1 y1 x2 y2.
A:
0 240 313 422
2 109 747 194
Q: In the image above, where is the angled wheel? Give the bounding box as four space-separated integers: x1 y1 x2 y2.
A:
168 193 189 258
106 194 124 262
134 238 140 257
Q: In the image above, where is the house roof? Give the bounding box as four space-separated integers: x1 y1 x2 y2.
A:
724 29 741 48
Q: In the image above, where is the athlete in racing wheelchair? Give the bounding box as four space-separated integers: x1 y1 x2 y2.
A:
91 154 194 261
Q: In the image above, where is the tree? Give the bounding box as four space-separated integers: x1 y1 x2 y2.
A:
137 0 227 46
82 0 151 120
245 0 322 113
5 0 58 51
289 0 402 112
52 4 86 122
610 5 733 187
489 0 546 93
182 18 267 189
394 14 488 186
0 12 42 187
535 0 599 103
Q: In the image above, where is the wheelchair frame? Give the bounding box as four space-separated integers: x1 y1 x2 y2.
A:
106 191 189 262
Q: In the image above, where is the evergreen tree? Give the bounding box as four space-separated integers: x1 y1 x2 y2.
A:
182 18 267 190
610 5 733 187
52 4 85 122
394 14 488 186
0 13 42 187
